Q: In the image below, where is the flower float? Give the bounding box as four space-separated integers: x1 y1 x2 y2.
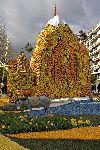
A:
30 19 91 98
7 51 36 99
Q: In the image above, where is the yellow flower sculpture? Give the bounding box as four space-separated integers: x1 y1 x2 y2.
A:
30 24 91 98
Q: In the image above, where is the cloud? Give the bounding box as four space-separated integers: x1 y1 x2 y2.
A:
0 0 99 59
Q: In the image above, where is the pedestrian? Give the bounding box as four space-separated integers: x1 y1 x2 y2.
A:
91 84 94 93
89 92 93 101
97 83 100 93
94 84 96 93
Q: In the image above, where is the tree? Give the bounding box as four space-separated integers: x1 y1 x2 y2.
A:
0 16 7 63
77 30 88 41
0 16 18 63
25 42 33 52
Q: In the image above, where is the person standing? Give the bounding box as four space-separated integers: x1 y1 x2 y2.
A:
94 84 96 93
97 83 100 93
91 84 94 93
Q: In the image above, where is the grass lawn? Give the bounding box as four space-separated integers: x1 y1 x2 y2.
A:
7 127 100 150
7 138 100 150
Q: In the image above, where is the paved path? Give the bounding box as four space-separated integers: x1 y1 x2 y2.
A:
24 102 67 111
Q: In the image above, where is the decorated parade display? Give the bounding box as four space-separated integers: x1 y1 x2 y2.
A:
0 5 91 100
30 15 91 98
7 51 36 100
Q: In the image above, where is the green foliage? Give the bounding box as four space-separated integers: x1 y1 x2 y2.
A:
0 103 16 111
91 74 97 84
0 103 30 112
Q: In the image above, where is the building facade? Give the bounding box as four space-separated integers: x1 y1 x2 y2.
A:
85 22 100 84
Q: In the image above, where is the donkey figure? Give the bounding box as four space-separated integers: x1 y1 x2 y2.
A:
15 95 51 116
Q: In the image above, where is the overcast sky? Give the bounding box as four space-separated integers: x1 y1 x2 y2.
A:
0 0 100 59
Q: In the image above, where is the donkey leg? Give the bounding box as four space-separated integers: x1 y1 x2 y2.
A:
29 105 32 117
44 107 48 116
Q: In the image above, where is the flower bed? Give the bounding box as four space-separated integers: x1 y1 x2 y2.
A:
48 101 100 116
0 111 95 135
7 127 100 140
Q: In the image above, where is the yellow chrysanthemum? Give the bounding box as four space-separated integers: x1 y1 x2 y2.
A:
29 122 32 125
2 125 5 128
71 118 77 122
24 115 28 118
80 117 83 120
47 121 50 124
63 118 67 120
85 120 91 125
8 126 10 128
36 123 38 126
78 120 84 124
19 116 23 119
50 123 53 126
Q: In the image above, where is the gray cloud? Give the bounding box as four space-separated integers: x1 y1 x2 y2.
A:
0 0 99 59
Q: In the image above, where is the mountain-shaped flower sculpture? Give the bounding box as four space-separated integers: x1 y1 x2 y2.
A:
30 6 91 98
